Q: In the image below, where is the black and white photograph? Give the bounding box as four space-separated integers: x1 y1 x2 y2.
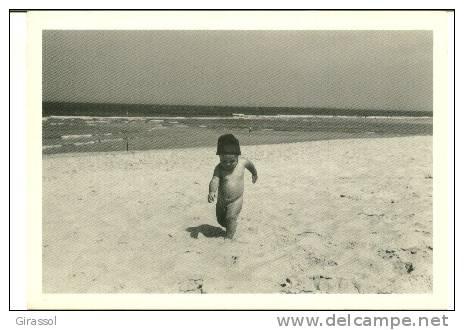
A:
24 10 451 309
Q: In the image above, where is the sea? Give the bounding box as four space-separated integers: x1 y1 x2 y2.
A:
42 113 433 155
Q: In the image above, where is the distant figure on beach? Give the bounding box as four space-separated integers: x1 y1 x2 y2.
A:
208 134 258 239
248 126 252 136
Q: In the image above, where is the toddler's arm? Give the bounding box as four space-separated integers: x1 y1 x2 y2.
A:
244 159 258 183
208 165 220 203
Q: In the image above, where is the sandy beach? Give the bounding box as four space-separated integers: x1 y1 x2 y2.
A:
42 135 432 294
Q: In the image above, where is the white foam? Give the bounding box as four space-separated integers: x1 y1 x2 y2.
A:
61 134 92 140
156 116 186 120
127 117 146 121
73 141 95 146
42 145 62 149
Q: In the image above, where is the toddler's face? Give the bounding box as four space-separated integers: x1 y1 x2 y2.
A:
219 154 238 170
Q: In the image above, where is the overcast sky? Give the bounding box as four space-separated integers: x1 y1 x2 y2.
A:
43 30 432 111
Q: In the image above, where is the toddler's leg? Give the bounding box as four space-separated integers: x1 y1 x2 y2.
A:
216 202 227 228
224 197 243 239
225 216 238 239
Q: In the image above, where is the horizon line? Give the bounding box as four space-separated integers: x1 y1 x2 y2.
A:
42 101 432 113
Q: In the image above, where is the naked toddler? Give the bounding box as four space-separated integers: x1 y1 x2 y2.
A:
208 134 258 239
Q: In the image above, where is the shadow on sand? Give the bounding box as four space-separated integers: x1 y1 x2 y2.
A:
186 224 225 239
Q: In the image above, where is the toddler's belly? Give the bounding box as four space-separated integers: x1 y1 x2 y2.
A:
217 194 243 222
218 181 244 203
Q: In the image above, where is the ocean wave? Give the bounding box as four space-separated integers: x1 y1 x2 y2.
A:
73 141 95 146
61 134 92 140
42 144 62 149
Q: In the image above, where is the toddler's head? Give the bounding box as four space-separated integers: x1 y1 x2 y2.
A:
216 134 241 170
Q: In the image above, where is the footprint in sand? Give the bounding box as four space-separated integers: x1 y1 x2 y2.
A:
377 249 415 274
247 226 258 234
305 252 338 267
112 283 126 291
346 241 358 249
279 277 313 293
279 275 360 294
178 279 204 293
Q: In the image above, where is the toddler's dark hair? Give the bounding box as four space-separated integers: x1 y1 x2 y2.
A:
216 134 241 155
